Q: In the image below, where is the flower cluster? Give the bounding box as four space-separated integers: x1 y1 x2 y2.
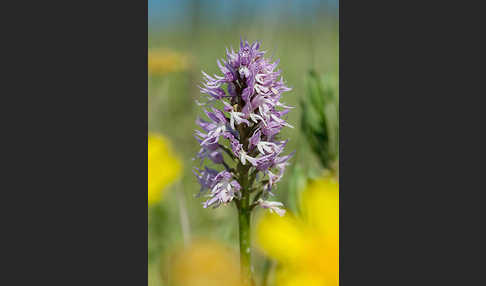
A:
193 40 294 215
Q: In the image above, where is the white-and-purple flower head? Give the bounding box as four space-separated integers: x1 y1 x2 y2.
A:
193 39 294 215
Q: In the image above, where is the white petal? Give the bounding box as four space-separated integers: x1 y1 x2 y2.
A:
240 153 246 165
230 114 235 130
257 144 265 154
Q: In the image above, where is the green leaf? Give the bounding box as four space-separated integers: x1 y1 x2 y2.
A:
301 70 339 170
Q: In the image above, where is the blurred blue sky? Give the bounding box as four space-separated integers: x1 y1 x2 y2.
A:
149 0 339 29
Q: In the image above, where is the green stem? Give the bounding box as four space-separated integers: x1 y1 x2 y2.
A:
237 159 253 285
235 103 254 285
238 204 252 285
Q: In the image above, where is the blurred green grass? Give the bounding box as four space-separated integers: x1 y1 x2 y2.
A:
148 23 337 285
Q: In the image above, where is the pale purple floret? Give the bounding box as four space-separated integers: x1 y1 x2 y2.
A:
257 199 286 216
194 39 294 213
193 167 219 197
203 170 241 208
195 144 223 165
248 130 261 150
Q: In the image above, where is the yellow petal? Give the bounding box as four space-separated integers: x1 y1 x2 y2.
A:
302 234 339 286
295 176 339 286
300 176 339 238
275 268 326 286
148 133 182 206
274 234 339 286
255 213 306 263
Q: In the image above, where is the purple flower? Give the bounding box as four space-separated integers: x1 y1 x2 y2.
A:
194 39 294 214
257 199 286 216
193 167 219 197
199 108 229 146
195 143 224 165
203 170 241 208
248 130 261 150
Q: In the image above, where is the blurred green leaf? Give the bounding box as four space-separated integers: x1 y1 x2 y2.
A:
300 70 339 171
287 164 308 215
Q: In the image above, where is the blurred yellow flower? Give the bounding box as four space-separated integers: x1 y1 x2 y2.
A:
148 49 189 76
170 240 243 286
148 133 182 206
256 176 339 286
